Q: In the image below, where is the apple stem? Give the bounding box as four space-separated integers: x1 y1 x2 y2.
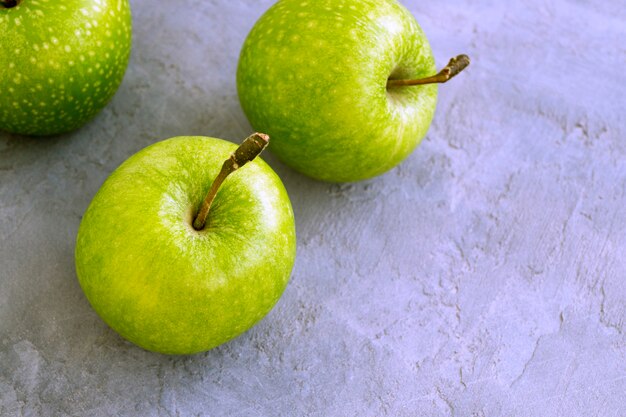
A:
387 54 470 88
192 132 270 231
0 0 19 8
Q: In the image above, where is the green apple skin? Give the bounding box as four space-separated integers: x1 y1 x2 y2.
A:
237 0 437 182
0 0 132 136
75 137 296 355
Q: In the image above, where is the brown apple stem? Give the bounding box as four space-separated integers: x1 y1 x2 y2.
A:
192 132 270 231
1 0 19 8
387 54 470 87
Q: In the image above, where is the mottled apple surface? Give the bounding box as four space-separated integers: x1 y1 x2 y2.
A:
237 0 437 182
0 0 132 136
75 137 296 355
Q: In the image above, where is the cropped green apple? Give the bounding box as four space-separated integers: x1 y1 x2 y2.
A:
75 134 296 355
0 0 132 136
237 0 468 182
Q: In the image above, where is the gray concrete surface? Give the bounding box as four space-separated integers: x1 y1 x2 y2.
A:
2 0 626 415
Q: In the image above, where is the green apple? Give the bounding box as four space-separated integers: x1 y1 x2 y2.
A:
75 134 296 355
0 0 132 136
237 0 468 182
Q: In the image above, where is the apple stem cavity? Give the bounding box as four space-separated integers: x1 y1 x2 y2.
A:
387 54 470 88
0 0 19 8
192 132 270 231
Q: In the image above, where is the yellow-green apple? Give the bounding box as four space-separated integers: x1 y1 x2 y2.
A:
75 134 297 355
237 0 468 182
0 0 132 135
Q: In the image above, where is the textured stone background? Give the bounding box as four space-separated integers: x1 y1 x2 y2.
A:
1 0 626 415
